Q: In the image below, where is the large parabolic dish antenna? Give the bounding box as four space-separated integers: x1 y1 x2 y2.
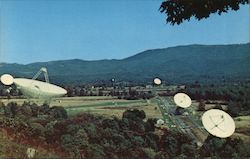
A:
13 78 67 99
0 68 67 99
202 109 235 138
174 93 192 108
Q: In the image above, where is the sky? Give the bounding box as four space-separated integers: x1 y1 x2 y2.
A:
0 0 249 64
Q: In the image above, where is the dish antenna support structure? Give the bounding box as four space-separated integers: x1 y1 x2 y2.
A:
32 67 50 83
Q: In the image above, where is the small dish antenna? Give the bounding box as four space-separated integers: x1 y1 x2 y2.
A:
1 74 14 85
174 93 192 108
153 78 161 85
202 109 235 138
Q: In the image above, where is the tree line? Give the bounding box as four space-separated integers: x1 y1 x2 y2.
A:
0 102 249 158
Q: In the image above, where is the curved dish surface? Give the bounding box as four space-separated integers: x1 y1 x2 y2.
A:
202 109 235 138
174 93 192 108
14 78 67 99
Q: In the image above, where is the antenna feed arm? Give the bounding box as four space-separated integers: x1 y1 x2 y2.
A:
32 67 50 83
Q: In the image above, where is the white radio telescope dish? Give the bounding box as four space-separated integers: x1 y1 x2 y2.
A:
13 78 67 99
0 68 67 100
1 74 14 85
154 78 161 85
174 93 192 108
202 109 235 138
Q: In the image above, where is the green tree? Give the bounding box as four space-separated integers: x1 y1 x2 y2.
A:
200 135 226 157
144 132 159 150
74 129 89 149
86 144 106 159
61 134 76 157
160 0 249 25
154 151 170 159
197 99 206 111
130 136 145 147
181 144 197 157
161 136 178 156
118 118 129 131
227 101 241 117
122 109 146 120
141 148 157 159
85 123 98 140
145 118 157 132
102 118 120 131
5 102 18 117
0 101 5 114
29 122 45 137
48 106 68 119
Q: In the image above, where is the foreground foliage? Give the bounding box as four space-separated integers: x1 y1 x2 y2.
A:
0 102 249 158
160 0 249 25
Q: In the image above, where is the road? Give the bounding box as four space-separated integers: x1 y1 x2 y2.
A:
155 96 208 145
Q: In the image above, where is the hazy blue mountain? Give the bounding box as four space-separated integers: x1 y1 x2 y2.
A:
0 43 249 84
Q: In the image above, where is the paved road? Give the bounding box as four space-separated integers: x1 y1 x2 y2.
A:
155 96 208 145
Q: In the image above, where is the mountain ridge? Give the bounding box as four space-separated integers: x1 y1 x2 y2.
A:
0 43 249 84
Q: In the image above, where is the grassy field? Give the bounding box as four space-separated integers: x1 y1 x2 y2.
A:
1 96 116 106
233 116 250 142
63 97 162 118
1 96 163 119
